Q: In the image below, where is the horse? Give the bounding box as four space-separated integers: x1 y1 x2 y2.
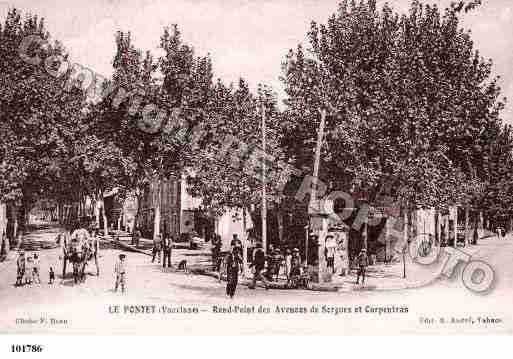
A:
62 227 98 284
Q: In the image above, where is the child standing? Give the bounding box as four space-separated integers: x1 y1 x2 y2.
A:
49 267 55 284
114 254 127 293
356 248 368 286
32 253 41 284
15 250 26 286
24 256 33 285
152 234 162 264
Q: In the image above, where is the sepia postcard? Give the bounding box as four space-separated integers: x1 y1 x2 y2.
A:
1 0 512 338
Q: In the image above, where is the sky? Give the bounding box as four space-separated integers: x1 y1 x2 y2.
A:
2 0 512 120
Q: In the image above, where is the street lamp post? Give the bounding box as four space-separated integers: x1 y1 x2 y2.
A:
261 102 267 253
309 108 331 283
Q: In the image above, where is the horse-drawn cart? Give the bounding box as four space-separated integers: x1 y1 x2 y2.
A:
61 228 99 284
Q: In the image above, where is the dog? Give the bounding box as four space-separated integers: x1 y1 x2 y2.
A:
49 267 55 284
177 259 187 272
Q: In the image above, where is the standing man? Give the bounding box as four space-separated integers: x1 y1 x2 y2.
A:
289 248 302 288
336 230 348 276
211 234 222 271
355 248 368 286
249 242 268 289
225 245 242 298
162 234 173 268
152 234 162 264
284 249 292 283
132 227 141 247
15 250 26 286
230 234 242 254
230 234 244 274
325 235 336 274
88 229 100 276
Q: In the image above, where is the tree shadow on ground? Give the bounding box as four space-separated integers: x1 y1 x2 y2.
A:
352 285 377 291
184 252 210 257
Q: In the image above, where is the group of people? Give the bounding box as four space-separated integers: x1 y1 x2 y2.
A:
15 250 43 286
14 223 100 287
151 233 173 268
496 226 508 239
217 232 371 297
219 234 310 298
249 244 304 289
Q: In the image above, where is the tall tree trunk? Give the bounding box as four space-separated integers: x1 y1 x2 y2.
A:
94 197 100 229
1 202 9 253
118 211 122 231
101 199 108 237
435 209 440 245
129 191 143 245
277 203 284 245
453 206 458 248
12 205 18 246
153 179 162 239
403 208 408 279
242 207 248 278
472 213 479 245
464 207 470 247
64 205 68 224
79 195 84 219
4 229 10 253
445 214 450 247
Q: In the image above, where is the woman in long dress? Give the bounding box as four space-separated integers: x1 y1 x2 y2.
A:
225 247 242 298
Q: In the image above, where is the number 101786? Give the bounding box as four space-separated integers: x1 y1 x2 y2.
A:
11 345 43 353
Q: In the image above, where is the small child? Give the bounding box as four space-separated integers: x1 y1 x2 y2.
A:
24 257 33 285
15 250 26 286
49 267 55 284
114 254 127 293
32 253 41 284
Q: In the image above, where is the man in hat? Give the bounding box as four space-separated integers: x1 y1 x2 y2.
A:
162 234 173 268
291 248 301 273
356 248 368 285
152 234 162 264
225 246 242 298
211 234 222 271
325 235 337 274
288 248 302 288
132 227 141 247
249 242 268 289
284 248 292 283
230 234 243 256
270 248 283 281
15 250 26 286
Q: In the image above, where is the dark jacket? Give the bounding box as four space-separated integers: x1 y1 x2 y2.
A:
226 252 242 273
252 248 266 271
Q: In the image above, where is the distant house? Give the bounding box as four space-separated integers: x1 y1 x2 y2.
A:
137 175 182 239
135 175 252 246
